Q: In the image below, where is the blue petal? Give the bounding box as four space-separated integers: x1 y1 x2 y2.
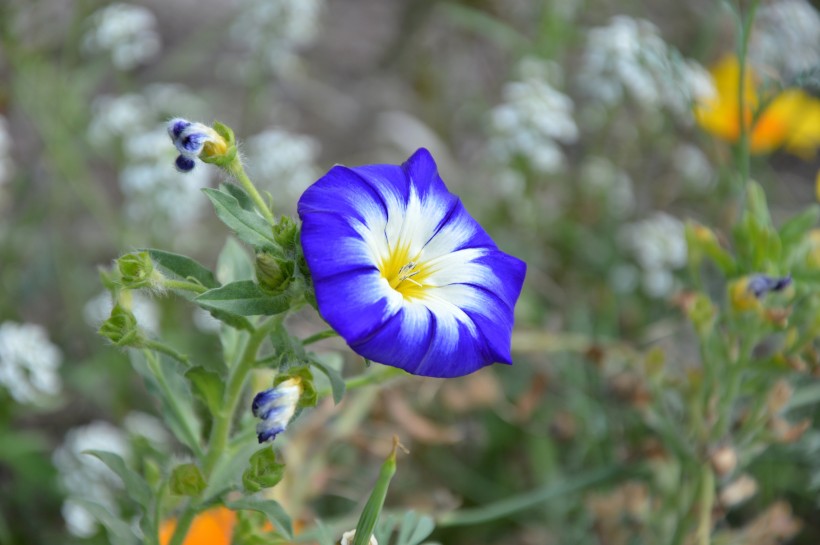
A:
175 155 196 172
168 118 191 140
298 165 389 225
301 214 378 280
311 267 402 345
257 423 285 443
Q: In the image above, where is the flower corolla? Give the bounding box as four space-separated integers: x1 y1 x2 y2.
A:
298 148 527 377
252 378 302 443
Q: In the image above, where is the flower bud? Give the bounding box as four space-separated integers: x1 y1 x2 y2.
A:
255 252 293 294
98 304 143 347
170 463 206 497
272 216 300 251
167 118 237 172
117 251 156 289
252 378 302 443
242 446 285 493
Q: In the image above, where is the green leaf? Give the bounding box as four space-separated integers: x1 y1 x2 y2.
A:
185 367 225 414
72 499 139 545
396 512 435 545
223 182 255 211
195 280 291 316
217 237 255 283
780 205 820 257
84 450 152 508
311 357 346 404
228 498 293 538
170 463 207 496
144 249 219 289
242 447 285 493
201 440 260 502
204 187 276 250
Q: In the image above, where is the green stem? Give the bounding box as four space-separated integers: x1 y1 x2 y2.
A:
228 160 276 225
144 351 204 458
695 466 715 545
144 339 190 366
735 0 760 198
202 315 282 476
317 366 406 400
167 502 198 545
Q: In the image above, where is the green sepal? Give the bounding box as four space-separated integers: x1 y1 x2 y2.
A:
272 216 300 252
311 357 346 405
200 121 238 168
256 252 294 295
117 251 155 289
99 304 143 347
170 463 207 496
195 280 291 316
203 186 277 251
242 446 285 493
185 366 225 415
275 366 317 408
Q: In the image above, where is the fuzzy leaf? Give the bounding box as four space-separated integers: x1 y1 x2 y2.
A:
185 367 225 414
204 187 276 250
144 249 219 289
84 450 152 508
195 281 291 316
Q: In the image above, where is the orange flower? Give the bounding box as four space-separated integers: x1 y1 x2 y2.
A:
159 507 236 545
694 55 820 157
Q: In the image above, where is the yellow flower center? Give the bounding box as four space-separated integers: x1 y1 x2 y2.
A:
380 244 431 300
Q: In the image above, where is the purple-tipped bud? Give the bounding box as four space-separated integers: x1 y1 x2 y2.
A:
175 155 196 172
168 118 192 140
252 378 301 444
747 274 792 298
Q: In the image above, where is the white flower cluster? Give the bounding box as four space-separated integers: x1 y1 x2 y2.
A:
82 3 161 71
579 157 635 218
578 16 714 121
87 85 212 228
230 0 323 75
673 143 714 191
53 421 129 537
619 212 687 298
53 415 168 537
244 128 321 209
0 322 62 405
489 57 579 173
750 0 820 80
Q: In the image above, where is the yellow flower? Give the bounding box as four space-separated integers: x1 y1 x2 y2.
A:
159 507 236 545
694 55 820 157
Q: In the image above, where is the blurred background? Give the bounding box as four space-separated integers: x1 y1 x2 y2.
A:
1 0 819 543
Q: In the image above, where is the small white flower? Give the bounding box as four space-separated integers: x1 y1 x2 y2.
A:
340 530 378 545
578 16 713 121
673 143 714 191
82 3 161 70
579 157 635 217
0 322 62 405
244 128 321 208
230 0 323 75
750 0 820 79
489 57 578 173
619 212 687 298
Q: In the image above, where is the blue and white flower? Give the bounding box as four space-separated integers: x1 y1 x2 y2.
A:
747 274 792 298
252 379 302 443
167 118 226 172
298 148 527 378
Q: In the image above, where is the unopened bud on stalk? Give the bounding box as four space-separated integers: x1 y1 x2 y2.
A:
255 252 293 294
98 304 144 348
117 251 160 290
